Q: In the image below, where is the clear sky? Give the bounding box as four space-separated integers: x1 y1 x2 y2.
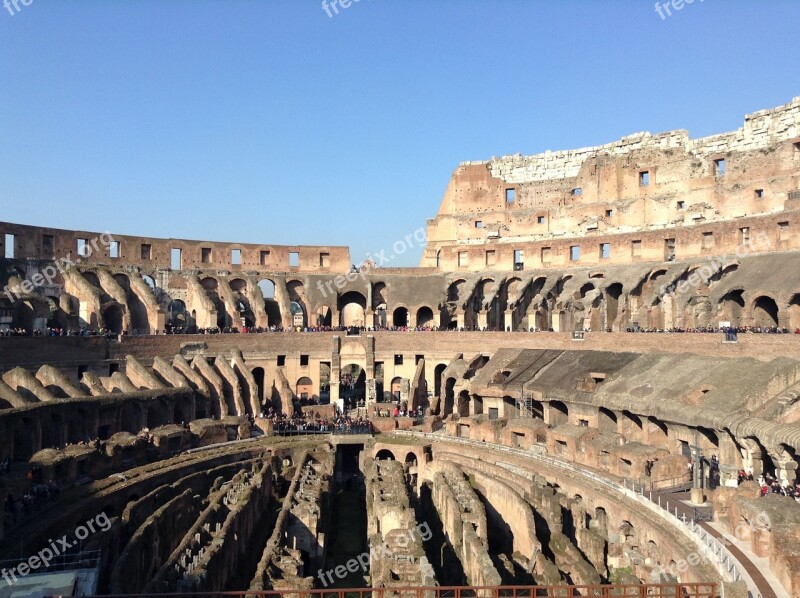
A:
1 0 799 266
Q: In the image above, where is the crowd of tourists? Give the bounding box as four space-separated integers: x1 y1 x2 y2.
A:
736 468 800 500
5 324 800 337
270 410 371 435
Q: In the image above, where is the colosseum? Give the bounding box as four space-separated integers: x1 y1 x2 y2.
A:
1 97 799 598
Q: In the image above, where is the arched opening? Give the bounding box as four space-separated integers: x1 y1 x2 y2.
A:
392 307 408 328
173 398 193 424
258 279 282 327
549 400 569 426
13 419 37 460
404 452 418 467
147 403 165 429
416 306 434 329
390 377 402 401
605 283 623 330
287 280 307 328
141 275 156 290
752 295 779 327
790 294 800 330
339 364 366 408
376 449 395 461
598 407 618 434
296 376 313 402
251 367 265 404
719 289 745 326
120 403 142 434
338 292 366 327
443 377 456 417
168 299 188 328
316 305 332 327
103 304 124 333
434 363 447 398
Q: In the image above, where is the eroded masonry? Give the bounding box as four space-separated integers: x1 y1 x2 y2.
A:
2 97 800 598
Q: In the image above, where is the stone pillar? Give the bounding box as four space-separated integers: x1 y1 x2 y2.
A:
477 311 488 330
456 311 465 329
504 310 514 331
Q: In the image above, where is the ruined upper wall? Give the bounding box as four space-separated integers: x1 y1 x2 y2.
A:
0 221 351 274
423 97 800 269
475 97 800 184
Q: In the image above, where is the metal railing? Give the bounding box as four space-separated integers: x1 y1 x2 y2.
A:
83 583 718 598
271 425 373 437
395 431 754 593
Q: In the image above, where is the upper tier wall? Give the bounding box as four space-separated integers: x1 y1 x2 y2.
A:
0 221 351 273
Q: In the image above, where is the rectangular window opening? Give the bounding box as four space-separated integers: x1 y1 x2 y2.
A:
677 201 685 209
537 215 545 224
475 220 483 228
260 250 270 266
714 158 726 176
109 241 120 258
320 252 330 267
300 354 309 366
505 188 516 203
77 238 89 257
277 355 286 367
541 247 551 263
289 252 300 267
4 233 14 258
231 249 241 265
664 238 676 261
394 354 403 365
572 188 582 196
141 244 152 261
201 247 212 263
170 247 182 270
631 240 642 257
570 245 580 261
755 189 764 199
485 250 496 266
605 209 613 217
600 243 610 259
42 234 54 255
458 251 468 268
702 232 714 249
639 171 650 187
778 221 789 241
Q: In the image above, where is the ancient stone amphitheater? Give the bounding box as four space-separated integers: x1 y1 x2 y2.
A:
1 97 800 598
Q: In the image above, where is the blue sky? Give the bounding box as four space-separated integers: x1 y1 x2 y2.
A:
1 0 799 266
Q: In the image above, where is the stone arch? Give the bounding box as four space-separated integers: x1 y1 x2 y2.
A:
605 282 624 330
103 304 124 333
120 402 142 434
173 397 193 424
416 306 434 328
752 295 779 327
433 363 447 399
443 377 456 417
257 279 282 327
251 367 265 403
168 299 188 327
390 376 402 401
598 407 618 433
549 400 569 426
316 305 332 327
338 291 366 327
13 418 38 461
287 280 307 327
719 289 745 326
146 401 168 429
392 306 408 327
375 449 396 461
296 376 313 401
789 294 800 330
